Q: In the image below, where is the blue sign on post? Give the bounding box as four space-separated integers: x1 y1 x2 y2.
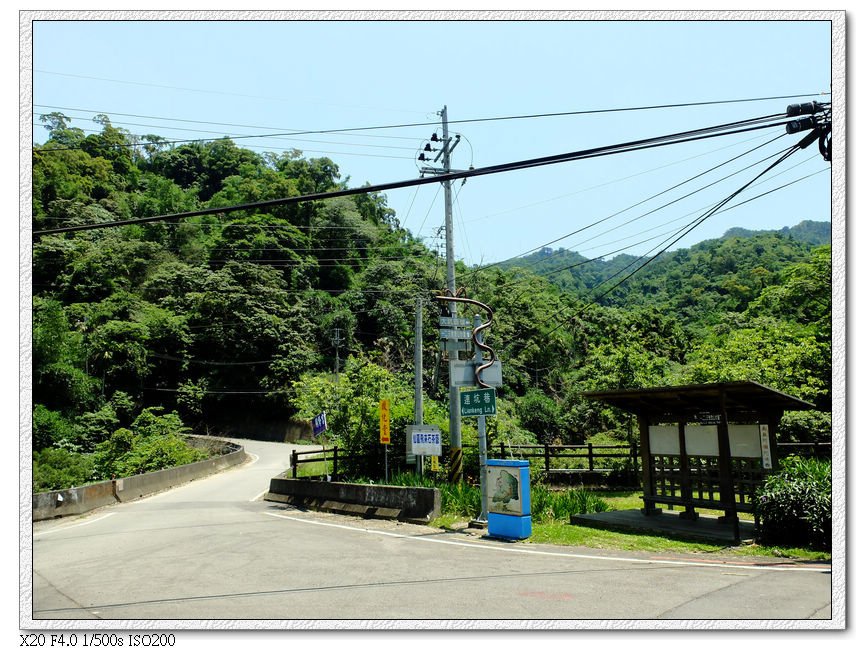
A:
312 412 327 438
486 459 531 540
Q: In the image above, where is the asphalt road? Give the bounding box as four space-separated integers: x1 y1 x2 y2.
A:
28 438 834 627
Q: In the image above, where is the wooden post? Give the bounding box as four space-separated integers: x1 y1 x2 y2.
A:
333 446 339 480
587 442 594 471
677 420 697 520
716 392 740 543
639 415 660 515
291 449 298 479
544 443 551 473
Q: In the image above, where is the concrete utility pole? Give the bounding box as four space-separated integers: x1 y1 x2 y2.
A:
331 328 344 377
441 106 463 482
414 297 424 475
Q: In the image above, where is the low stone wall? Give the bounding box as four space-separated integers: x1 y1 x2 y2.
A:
33 439 246 521
265 476 441 524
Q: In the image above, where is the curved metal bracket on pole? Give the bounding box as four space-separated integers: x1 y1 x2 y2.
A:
440 287 467 299
434 293 497 389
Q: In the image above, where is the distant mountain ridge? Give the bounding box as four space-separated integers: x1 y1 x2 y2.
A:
494 219 830 313
499 219 829 273
722 220 830 246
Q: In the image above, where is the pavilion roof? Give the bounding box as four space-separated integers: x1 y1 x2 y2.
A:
582 381 814 420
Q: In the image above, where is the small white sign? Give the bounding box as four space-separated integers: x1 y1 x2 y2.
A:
439 316 472 328
440 328 473 340
406 425 442 456
759 424 773 469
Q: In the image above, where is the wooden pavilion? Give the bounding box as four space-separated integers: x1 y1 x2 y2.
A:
583 381 814 542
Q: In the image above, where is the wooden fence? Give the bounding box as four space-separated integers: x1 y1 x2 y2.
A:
290 447 341 479
487 442 640 478
289 441 829 482
776 441 832 459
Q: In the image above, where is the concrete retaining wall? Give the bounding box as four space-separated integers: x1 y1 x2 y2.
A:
33 439 246 521
265 477 441 524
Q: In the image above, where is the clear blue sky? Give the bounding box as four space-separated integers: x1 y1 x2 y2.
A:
30 16 833 267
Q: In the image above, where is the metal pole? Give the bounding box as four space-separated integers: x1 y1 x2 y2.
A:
442 105 463 483
414 296 424 475
474 314 489 522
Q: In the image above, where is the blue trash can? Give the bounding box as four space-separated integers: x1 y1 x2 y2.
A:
486 459 531 540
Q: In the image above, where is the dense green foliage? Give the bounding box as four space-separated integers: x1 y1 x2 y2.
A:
31 112 832 491
756 455 832 551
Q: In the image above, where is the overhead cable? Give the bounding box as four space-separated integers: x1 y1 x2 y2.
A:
33 112 800 237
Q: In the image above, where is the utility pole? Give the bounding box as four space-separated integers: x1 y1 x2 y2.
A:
441 106 463 483
414 297 424 475
331 328 344 377
419 105 466 482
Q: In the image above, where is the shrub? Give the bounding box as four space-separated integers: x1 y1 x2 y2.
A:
112 434 207 476
531 485 610 522
756 455 831 551
92 408 205 480
33 448 95 492
32 405 79 452
440 481 482 518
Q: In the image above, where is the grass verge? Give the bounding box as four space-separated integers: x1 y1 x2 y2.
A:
435 488 829 562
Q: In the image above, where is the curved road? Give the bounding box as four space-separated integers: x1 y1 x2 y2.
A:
28 438 834 626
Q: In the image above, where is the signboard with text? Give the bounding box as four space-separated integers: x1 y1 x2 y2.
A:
379 399 391 444
312 412 327 438
460 387 497 417
407 425 442 456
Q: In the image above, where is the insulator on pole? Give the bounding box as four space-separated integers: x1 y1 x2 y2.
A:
786 101 821 117
786 116 818 134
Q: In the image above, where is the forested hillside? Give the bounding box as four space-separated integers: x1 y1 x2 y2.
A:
30 114 832 489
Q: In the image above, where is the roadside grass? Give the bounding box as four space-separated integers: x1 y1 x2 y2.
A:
289 470 828 562
290 454 334 478
526 521 829 561
435 488 828 561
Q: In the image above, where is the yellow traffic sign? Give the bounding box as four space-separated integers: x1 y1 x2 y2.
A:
379 399 391 444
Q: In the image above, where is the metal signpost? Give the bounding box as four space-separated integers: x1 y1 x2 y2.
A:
434 294 502 522
380 399 390 482
311 412 329 480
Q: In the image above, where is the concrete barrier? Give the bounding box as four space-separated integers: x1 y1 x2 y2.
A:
33 439 246 521
265 476 441 524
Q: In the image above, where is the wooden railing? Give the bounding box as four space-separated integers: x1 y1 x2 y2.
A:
777 442 832 459
290 446 341 479
488 442 639 477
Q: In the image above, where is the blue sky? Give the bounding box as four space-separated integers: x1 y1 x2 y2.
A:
30 16 834 267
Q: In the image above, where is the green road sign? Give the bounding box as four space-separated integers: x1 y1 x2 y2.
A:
460 387 497 417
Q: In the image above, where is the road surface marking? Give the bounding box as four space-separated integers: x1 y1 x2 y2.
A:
34 513 116 537
249 489 268 502
262 511 829 573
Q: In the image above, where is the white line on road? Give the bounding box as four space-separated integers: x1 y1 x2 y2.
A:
249 489 268 502
262 512 829 573
34 513 116 537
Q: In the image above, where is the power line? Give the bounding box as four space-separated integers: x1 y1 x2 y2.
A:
33 111 802 237
33 92 827 152
32 118 419 152
33 104 422 141
491 165 827 307
537 141 808 339
460 133 789 279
